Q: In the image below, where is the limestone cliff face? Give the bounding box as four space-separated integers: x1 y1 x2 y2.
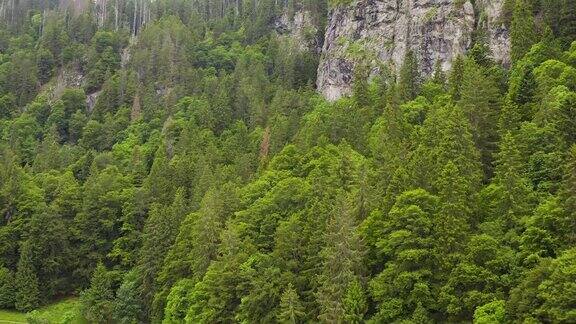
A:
316 0 510 101
476 0 511 66
275 10 323 54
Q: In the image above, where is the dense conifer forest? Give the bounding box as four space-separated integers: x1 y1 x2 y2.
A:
0 0 575 322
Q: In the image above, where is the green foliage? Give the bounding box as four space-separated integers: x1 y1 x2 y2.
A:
0 266 15 308
473 300 506 324
511 0 537 64
398 50 421 102
15 243 40 312
80 263 114 323
1 2 575 324
278 283 305 324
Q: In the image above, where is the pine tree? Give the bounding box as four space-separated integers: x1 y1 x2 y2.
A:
15 243 40 312
277 283 305 324
511 0 537 63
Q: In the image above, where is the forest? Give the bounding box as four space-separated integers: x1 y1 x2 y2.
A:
0 0 575 322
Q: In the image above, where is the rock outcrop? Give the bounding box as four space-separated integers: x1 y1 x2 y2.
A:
476 0 511 66
275 9 323 54
316 0 510 101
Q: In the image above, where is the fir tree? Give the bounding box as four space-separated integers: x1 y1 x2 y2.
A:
138 188 187 319
189 189 225 281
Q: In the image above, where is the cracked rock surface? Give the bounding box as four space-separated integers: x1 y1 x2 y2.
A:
316 0 509 101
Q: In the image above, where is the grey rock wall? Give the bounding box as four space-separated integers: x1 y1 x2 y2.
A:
316 0 510 101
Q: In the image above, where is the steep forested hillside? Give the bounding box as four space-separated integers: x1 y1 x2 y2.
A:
0 0 575 323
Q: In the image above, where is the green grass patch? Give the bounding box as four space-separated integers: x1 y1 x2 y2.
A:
0 309 26 323
0 298 86 324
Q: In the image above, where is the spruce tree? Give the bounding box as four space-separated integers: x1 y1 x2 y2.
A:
448 55 465 101
559 145 576 245
559 0 576 41
353 63 371 108
316 195 364 323
0 266 15 308
458 59 501 177
493 132 534 228
369 189 438 323
15 243 40 312
138 188 187 319
435 161 471 269
278 283 305 324
189 188 228 281
343 279 367 324
428 103 483 193
80 263 114 323
398 50 420 102
511 0 537 63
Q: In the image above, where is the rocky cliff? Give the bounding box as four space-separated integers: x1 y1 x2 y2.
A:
316 0 510 101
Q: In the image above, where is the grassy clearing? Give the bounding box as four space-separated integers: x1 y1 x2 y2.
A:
0 309 26 323
0 298 86 324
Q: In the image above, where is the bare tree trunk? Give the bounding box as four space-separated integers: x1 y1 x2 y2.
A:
132 0 137 36
114 0 119 31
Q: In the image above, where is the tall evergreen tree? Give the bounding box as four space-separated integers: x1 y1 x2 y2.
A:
14 243 40 312
0 266 14 308
138 188 187 319
511 0 537 63
343 279 367 324
559 144 576 244
369 189 439 323
80 263 114 323
398 50 420 102
492 132 534 228
458 59 501 177
278 283 305 324
448 55 465 101
435 161 471 269
316 195 364 323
